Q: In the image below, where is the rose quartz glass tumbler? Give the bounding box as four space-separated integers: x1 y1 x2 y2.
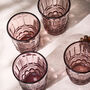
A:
64 41 90 85
12 51 48 90
7 12 40 53
38 0 71 35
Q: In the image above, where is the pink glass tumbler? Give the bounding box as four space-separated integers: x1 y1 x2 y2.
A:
7 12 41 53
38 0 71 35
64 41 90 85
12 51 48 90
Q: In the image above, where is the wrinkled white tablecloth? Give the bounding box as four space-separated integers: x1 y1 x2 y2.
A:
0 14 90 90
0 0 90 90
47 14 90 90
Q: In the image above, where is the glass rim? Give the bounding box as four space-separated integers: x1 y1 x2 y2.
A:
64 41 90 74
12 51 48 84
7 12 41 42
37 0 71 19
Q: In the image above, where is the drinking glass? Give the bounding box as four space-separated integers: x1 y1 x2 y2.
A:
64 41 90 85
7 12 41 53
12 51 48 90
38 0 71 35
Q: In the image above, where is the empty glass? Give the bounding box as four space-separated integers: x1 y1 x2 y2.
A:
7 12 40 53
12 51 48 90
64 41 90 85
38 0 71 35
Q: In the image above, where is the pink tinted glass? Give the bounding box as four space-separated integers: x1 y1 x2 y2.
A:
12 51 48 90
7 12 40 53
38 0 71 35
64 41 90 85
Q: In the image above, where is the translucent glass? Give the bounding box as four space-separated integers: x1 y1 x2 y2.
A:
7 12 40 53
64 41 90 85
12 51 48 90
38 0 71 35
